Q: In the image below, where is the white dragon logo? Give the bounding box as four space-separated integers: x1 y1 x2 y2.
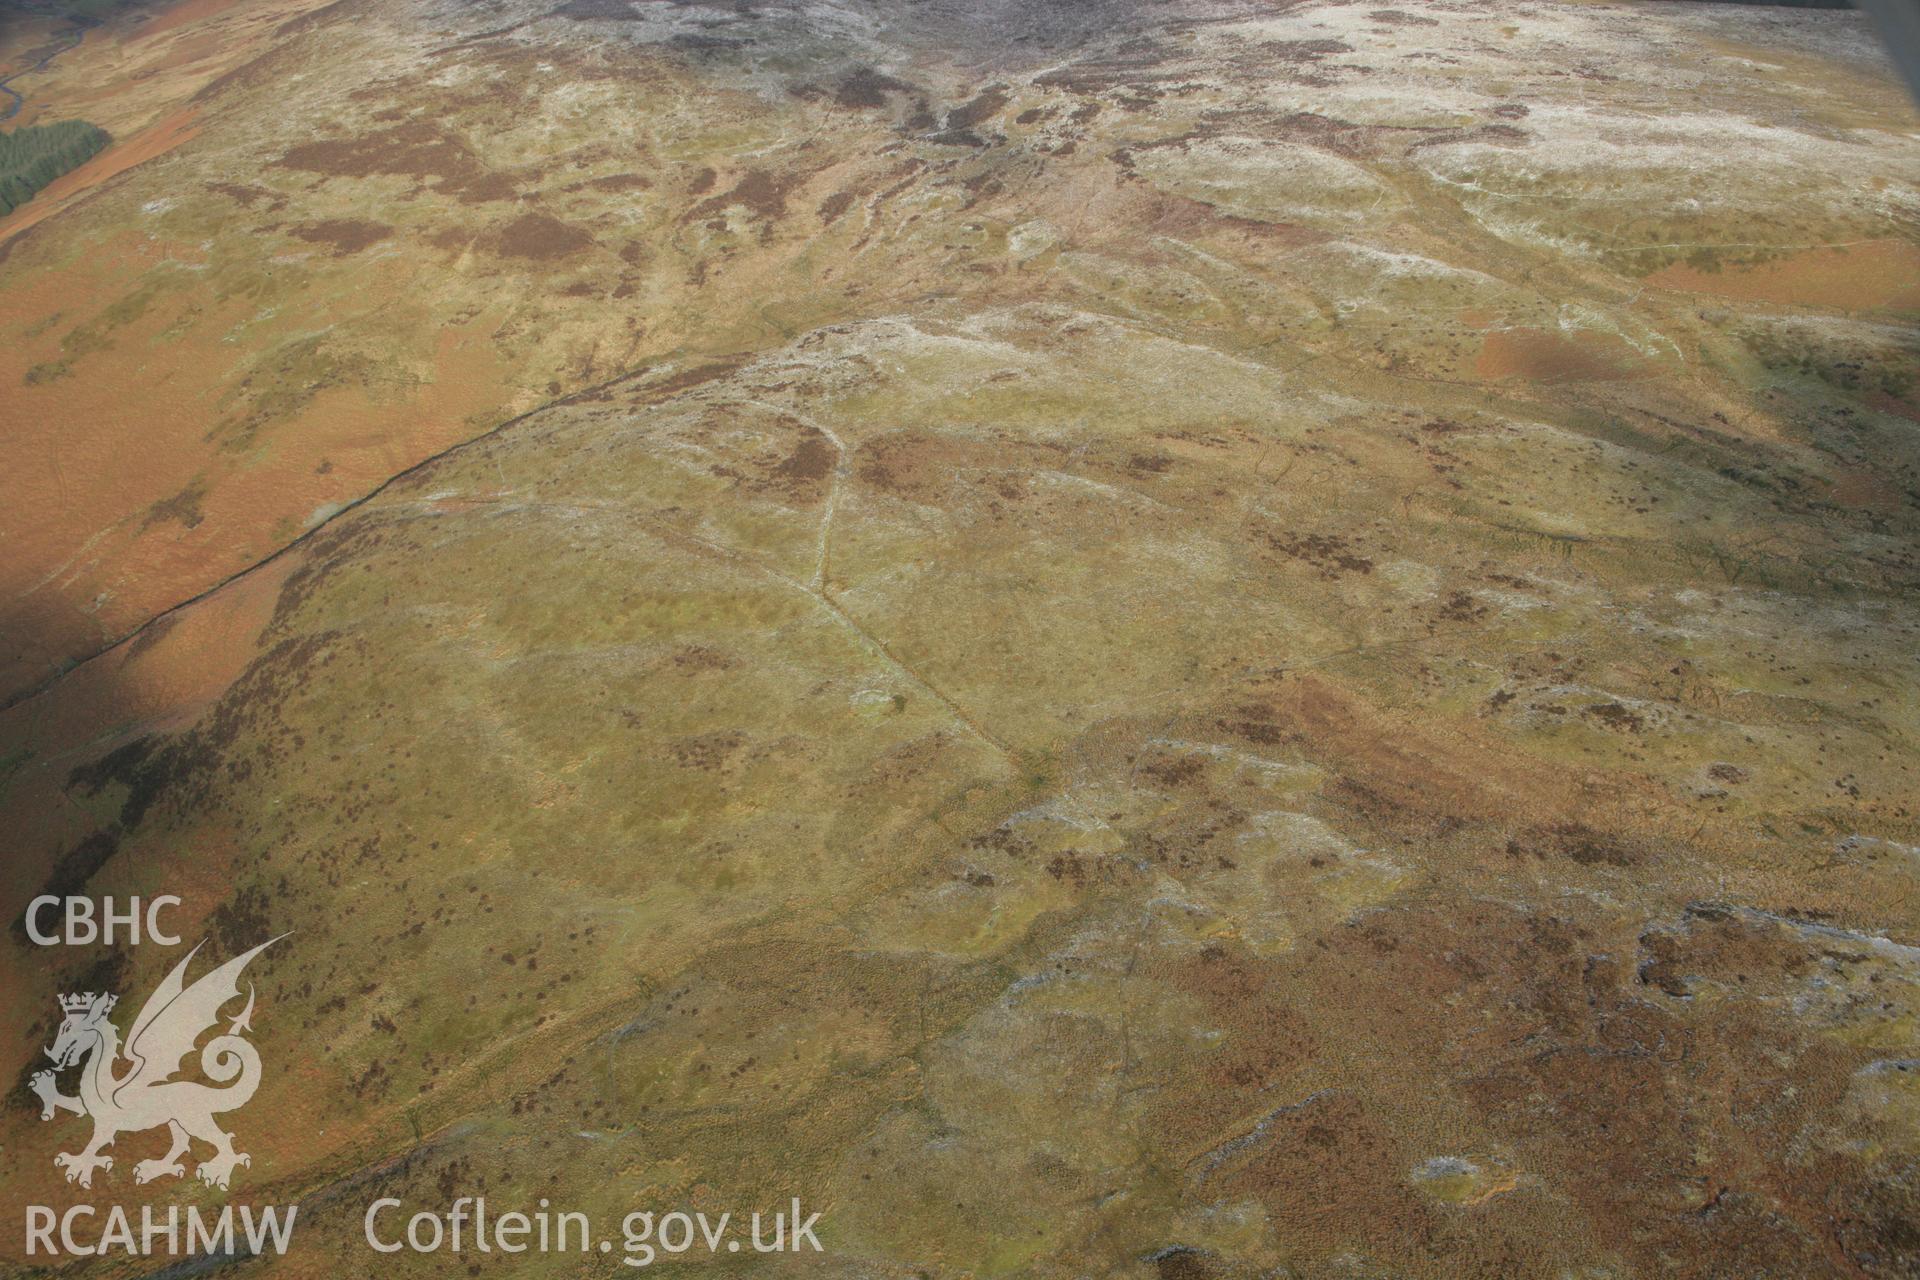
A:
29 937 281 1190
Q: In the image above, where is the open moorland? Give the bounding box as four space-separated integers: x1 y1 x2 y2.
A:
1 0 1918 1275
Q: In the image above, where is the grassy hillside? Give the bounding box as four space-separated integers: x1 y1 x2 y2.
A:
0 119 107 215
0 1 1916 1275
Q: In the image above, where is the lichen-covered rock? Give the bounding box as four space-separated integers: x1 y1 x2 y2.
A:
1 0 1916 1276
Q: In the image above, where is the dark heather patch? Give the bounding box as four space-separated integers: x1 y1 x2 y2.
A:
944 85 1010 133
124 611 181 662
818 190 855 223
1266 531 1374 578
691 169 796 224
289 219 394 255
487 212 594 260
581 172 651 193
1582 702 1646 733
671 644 738 673
776 429 836 484
835 66 909 109
1152 1245 1227 1280
207 181 287 211
456 171 520 204
211 883 273 957
276 121 488 194
1368 8 1439 25
1139 754 1206 787
552 0 638 17
67 737 160 825
1508 823 1644 868
630 356 750 404
142 474 211 531
65 725 224 834
13 829 122 943
667 731 744 771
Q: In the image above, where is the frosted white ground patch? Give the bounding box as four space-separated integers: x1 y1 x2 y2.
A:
1415 103 1920 258
1285 241 1515 319
768 306 1357 443
1193 1 1697 129
1131 137 1404 229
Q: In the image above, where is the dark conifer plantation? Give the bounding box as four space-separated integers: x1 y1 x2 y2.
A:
0 120 109 216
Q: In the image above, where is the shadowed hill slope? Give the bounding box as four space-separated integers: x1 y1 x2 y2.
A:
1 1 1918 1276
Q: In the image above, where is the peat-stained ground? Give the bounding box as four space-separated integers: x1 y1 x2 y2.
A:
1 0 1918 1276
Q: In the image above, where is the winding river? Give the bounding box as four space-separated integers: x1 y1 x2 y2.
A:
0 16 93 123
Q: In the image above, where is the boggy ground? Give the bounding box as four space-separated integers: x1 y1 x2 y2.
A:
1 0 1918 1277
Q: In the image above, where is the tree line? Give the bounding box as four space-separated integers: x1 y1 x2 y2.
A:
0 120 110 216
